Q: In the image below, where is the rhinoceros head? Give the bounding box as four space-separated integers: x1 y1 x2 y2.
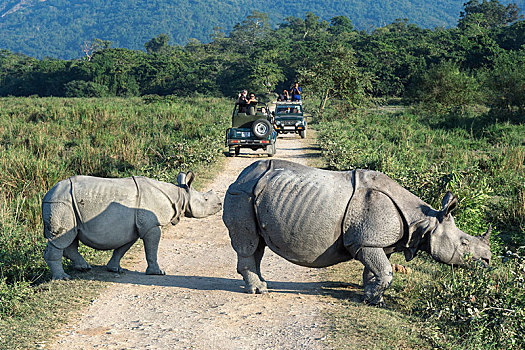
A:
428 192 491 266
177 171 222 218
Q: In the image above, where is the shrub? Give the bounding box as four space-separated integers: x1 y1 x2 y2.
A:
0 278 34 317
416 252 525 349
64 80 109 97
407 61 482 114
482 49 525 113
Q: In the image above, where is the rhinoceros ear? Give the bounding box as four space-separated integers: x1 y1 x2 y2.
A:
177 172 187 186
441 191 458 217
186 171 195 188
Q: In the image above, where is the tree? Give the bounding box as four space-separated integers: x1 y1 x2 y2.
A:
82 39 112 61
229 11 271 53
459 0 523 31
145 34 171 54
482 49 525 112
245 48 284 94
299 45 370 117
408 60 482 113
329 16 354 37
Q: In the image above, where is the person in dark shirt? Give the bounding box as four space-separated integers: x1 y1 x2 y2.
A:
236 89 248 113
277 89 290 101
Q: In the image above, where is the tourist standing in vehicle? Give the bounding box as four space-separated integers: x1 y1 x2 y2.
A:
277 89 290 101
290 82 302 101
247 93 258 115
237 89 248 113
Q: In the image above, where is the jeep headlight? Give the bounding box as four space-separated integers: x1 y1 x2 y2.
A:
276 121 281 125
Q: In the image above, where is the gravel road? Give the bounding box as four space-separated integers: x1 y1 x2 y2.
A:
49 134 335 350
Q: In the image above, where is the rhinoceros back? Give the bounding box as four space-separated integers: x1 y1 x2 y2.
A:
253 160 354 265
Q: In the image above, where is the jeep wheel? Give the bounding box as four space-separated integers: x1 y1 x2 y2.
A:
252 119 271 139
235 147 240 156
300 129 306 139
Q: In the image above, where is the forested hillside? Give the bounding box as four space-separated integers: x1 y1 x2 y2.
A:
0 0 523 59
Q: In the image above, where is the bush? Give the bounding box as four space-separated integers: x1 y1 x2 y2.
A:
0 278 34 317
64 80 109 97
482 49 525 113
416 252 525 349
407 61 482 114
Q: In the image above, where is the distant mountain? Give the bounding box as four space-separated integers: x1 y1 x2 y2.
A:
0 0 523 59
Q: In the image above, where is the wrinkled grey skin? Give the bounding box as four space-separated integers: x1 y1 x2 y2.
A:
43 172 221 280
223 160 491 305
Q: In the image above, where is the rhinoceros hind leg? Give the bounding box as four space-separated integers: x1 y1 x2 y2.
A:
63 239 91 272
358 247 393 306
142 226 165 275
107 238 138 273
224 191 267 293
44 242 71 280
235 235 267 294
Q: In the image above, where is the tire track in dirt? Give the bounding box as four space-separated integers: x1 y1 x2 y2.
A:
48 134 335 350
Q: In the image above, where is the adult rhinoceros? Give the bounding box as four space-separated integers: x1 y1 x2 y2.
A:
223 160 491 305
43 172 221 280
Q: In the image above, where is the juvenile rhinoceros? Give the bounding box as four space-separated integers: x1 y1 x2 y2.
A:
43 172 221 280
223 160 491 305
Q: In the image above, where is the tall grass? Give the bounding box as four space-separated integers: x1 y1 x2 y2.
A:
0 96 231 315
315 104 524 348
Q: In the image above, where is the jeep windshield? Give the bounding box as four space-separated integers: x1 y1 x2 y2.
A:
275 105 302 115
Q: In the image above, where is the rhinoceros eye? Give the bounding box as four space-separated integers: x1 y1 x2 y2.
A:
461 238 470 246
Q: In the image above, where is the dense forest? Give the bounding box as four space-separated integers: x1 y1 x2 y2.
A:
0 0 524 59
1 0 524 115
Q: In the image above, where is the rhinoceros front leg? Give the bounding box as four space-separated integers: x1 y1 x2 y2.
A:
44 242 71 280
237 254 268 294
142 226 165 275
63 238 92 272
254 239 266 282
107 238 138 273
357 247 393 306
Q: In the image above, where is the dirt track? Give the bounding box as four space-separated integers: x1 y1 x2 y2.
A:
49 134 337 349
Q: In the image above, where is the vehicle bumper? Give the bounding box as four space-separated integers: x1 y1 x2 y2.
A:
274 125 306 134
225 128 276 147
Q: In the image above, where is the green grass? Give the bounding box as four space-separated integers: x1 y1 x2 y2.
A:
314 103 525 349
0 96 231 349
320 257 432 349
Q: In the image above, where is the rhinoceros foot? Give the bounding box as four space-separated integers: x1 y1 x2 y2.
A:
52 272 72 280
107 265 126 273
146 267 165 275
245 280 268 294
363 296 385 307
74 262 92 272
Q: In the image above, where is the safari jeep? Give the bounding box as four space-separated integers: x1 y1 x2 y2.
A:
272 101 307 138
225 102 277 157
